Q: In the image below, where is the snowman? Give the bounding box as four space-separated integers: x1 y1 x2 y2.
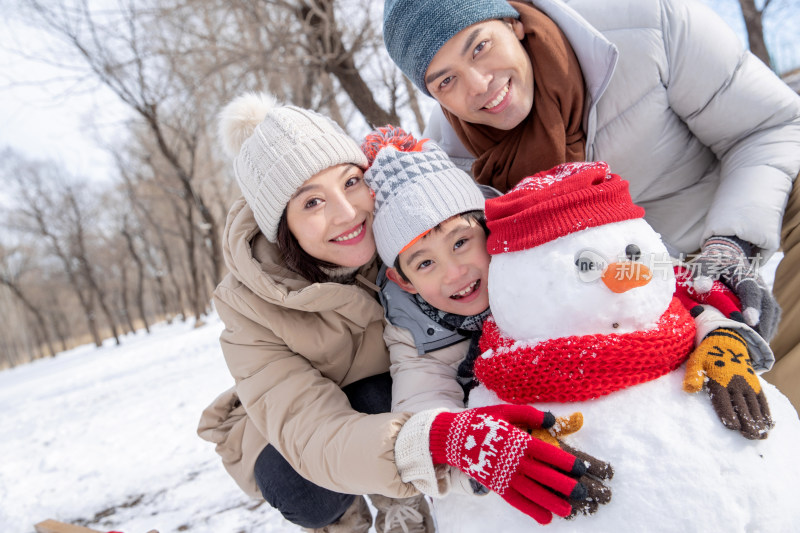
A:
431 162 800 532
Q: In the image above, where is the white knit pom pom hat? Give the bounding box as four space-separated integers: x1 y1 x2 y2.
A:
218 92 368 242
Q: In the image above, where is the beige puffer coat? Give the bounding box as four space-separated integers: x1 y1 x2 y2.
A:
197 197 417 499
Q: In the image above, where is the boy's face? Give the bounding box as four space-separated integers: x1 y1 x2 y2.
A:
424 19 534 131
388 216 490 316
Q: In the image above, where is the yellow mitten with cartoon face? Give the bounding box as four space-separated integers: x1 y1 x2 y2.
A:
683 328 773 439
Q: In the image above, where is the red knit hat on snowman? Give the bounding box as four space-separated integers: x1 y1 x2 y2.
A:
484 161 644 254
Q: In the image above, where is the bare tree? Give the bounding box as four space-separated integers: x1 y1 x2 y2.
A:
287 0 399 126
155 0 415 129
2 0 437 361
25 0 224 296
706 0 800 73
115 154 187 324
0 244 58 359
120 215 151 334
62 185 122 345
4 150 117 348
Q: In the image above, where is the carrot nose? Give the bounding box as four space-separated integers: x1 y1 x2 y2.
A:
601 261 652 293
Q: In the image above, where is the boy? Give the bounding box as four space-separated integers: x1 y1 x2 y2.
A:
362 128 615 505
362 127 496 416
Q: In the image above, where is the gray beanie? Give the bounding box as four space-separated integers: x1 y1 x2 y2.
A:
383 0 520 95
218 92 368 242
365 141 486 267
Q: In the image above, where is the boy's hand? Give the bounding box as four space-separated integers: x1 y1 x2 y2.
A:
683 328 772 439
429 405 590 524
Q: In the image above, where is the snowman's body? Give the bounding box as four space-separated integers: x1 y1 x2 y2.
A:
432 214 800 532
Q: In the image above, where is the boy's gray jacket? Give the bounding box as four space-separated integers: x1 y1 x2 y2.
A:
424 0 800 257
197 197 417 499
378 266 469 355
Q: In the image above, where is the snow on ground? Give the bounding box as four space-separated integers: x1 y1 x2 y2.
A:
0 254 787 533
0 312 304 533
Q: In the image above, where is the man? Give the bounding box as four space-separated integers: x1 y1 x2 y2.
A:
383 0 800 411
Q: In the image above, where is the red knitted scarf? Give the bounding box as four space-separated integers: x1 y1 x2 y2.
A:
475 298 696 403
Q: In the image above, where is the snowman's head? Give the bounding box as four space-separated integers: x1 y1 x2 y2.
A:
489 218 675 342
485 162 675 342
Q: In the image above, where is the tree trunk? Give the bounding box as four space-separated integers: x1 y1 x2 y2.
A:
298 0 400 128
121 226 151 334
118 263 138 335
37 222 103 348
49 309 69 353
181 196 205 322
143 110 224 286
738 0 773 70
83 290 103 348
124 183 178 324
65 193 122 346
0 278 57 358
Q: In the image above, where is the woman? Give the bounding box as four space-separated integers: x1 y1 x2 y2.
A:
197 93 596 532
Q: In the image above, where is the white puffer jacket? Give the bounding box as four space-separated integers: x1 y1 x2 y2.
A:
424 0 800 256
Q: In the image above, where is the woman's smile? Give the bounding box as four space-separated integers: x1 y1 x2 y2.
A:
331 221 368 245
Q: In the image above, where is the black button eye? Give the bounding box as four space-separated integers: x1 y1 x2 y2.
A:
625 244 641 261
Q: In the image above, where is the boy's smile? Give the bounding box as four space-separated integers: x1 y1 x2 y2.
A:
388 215 490 316
452 279 482 300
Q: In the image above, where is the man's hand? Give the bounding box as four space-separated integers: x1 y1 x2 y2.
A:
683 328 773 439
687 236 780 340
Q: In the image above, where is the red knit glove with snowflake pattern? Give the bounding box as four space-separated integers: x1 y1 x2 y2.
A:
429 405 588 524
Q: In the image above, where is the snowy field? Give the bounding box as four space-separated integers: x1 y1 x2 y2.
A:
0 254 787 533
0 312 305 533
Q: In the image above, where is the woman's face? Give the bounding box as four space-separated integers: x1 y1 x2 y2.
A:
286 163 376 268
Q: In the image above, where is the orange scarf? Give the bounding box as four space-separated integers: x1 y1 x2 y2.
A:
443 1 586 192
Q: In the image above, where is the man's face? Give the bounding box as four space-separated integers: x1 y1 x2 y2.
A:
425 19 534 131
388 216 490 316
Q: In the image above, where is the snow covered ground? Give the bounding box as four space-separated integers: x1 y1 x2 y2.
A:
0 312 304 533
0 254 788 533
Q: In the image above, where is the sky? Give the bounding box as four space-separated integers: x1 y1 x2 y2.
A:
0 10 128 185
1 1 798 187
0 255 795 533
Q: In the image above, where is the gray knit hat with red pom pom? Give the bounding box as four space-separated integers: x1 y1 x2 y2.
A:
362 126 485 266
218 92 367 242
